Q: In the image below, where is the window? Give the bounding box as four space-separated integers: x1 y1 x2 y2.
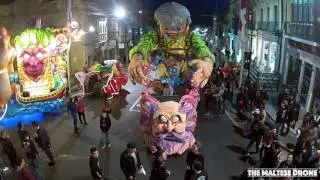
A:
260 9 263 22
301 62 312 106
309 0 314 22
292 3 295 21
274 6 278 22
299 0 303 22
267 7 270 21
287 56 301 88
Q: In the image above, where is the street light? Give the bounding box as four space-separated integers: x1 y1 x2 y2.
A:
89 25 95 32
114 7 126 19
138 10 143 14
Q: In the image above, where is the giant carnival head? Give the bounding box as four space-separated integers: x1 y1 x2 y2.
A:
154 2 192 58
140 89 199 155
155 2 191 40
13 29 54 82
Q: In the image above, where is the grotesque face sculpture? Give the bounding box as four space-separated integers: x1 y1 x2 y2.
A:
20 47 47 81
152 101 187 135
14 29 54 82
140 88 199 155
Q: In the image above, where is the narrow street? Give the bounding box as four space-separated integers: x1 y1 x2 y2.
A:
3 82 250 180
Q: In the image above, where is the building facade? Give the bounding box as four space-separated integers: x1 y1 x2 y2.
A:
281 0 320 112
245 0 320 113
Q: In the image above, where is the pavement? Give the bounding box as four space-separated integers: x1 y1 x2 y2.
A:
225 100 298 153
1 81 289 180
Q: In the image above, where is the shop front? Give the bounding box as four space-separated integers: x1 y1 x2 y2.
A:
283 39 320 112
249 32 281 92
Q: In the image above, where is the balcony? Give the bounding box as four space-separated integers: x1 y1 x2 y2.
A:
257 21 278 33
285 22 315 42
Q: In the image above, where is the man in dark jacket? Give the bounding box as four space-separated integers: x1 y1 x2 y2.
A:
149 149 170 180
241 156 256 180
259 126 277 160
67 97 79 133
99 111 111 149
120 143 142 180
185 141 204 180
276 102 288 136
32 121 55 168
0 131 18 168
17 122 28 144
278 153 295 168
187 160 208 180
260 141 280 168
246 116 265 155
22 133 43 180
89 147 102 180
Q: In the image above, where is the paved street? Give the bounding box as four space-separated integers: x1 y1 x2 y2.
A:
3 82 259 180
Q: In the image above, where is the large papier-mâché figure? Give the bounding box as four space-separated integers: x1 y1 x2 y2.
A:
140 88 199 155
128 2 215 89
0 27 16 108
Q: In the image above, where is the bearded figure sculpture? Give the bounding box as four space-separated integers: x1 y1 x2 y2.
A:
140 88 199 155
128 2 215 91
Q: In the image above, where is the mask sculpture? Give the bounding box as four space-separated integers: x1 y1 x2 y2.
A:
140 88 199 155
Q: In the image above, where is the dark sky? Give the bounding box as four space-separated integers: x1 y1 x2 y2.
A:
143 0 230 26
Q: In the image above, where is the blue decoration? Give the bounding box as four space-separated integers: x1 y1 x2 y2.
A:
6 98 65 117
160 77 185 88
0 97 66 128
0 112 45 129
9 73 19 83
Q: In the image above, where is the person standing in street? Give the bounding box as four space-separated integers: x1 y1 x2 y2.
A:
67 97 79 133
22 133 43 180
99 110 111 149
120 143 143 180
184 141 204 180
89 147 102 180
75 96 88 125
17 157 36 180
259 126 277 160
240 156 256 180
149 149 171 180
0 131 18 168
32 121 55 168
17 121 29 144
246 115 265 155
187 160 208 180
276 101 288 136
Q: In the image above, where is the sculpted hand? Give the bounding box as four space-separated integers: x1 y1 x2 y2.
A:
0 27 14 70
189 58 213 88
128 53 148 84
0 27 15 108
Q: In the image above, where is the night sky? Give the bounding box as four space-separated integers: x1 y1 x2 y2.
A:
143 0 230 26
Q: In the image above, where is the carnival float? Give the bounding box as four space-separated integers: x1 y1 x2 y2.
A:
0 20 70 127
128 2 215 155
75 60 128 99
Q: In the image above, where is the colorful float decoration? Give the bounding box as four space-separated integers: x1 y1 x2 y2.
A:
140 86 199 155
0 22 70 127
77 60 128 98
